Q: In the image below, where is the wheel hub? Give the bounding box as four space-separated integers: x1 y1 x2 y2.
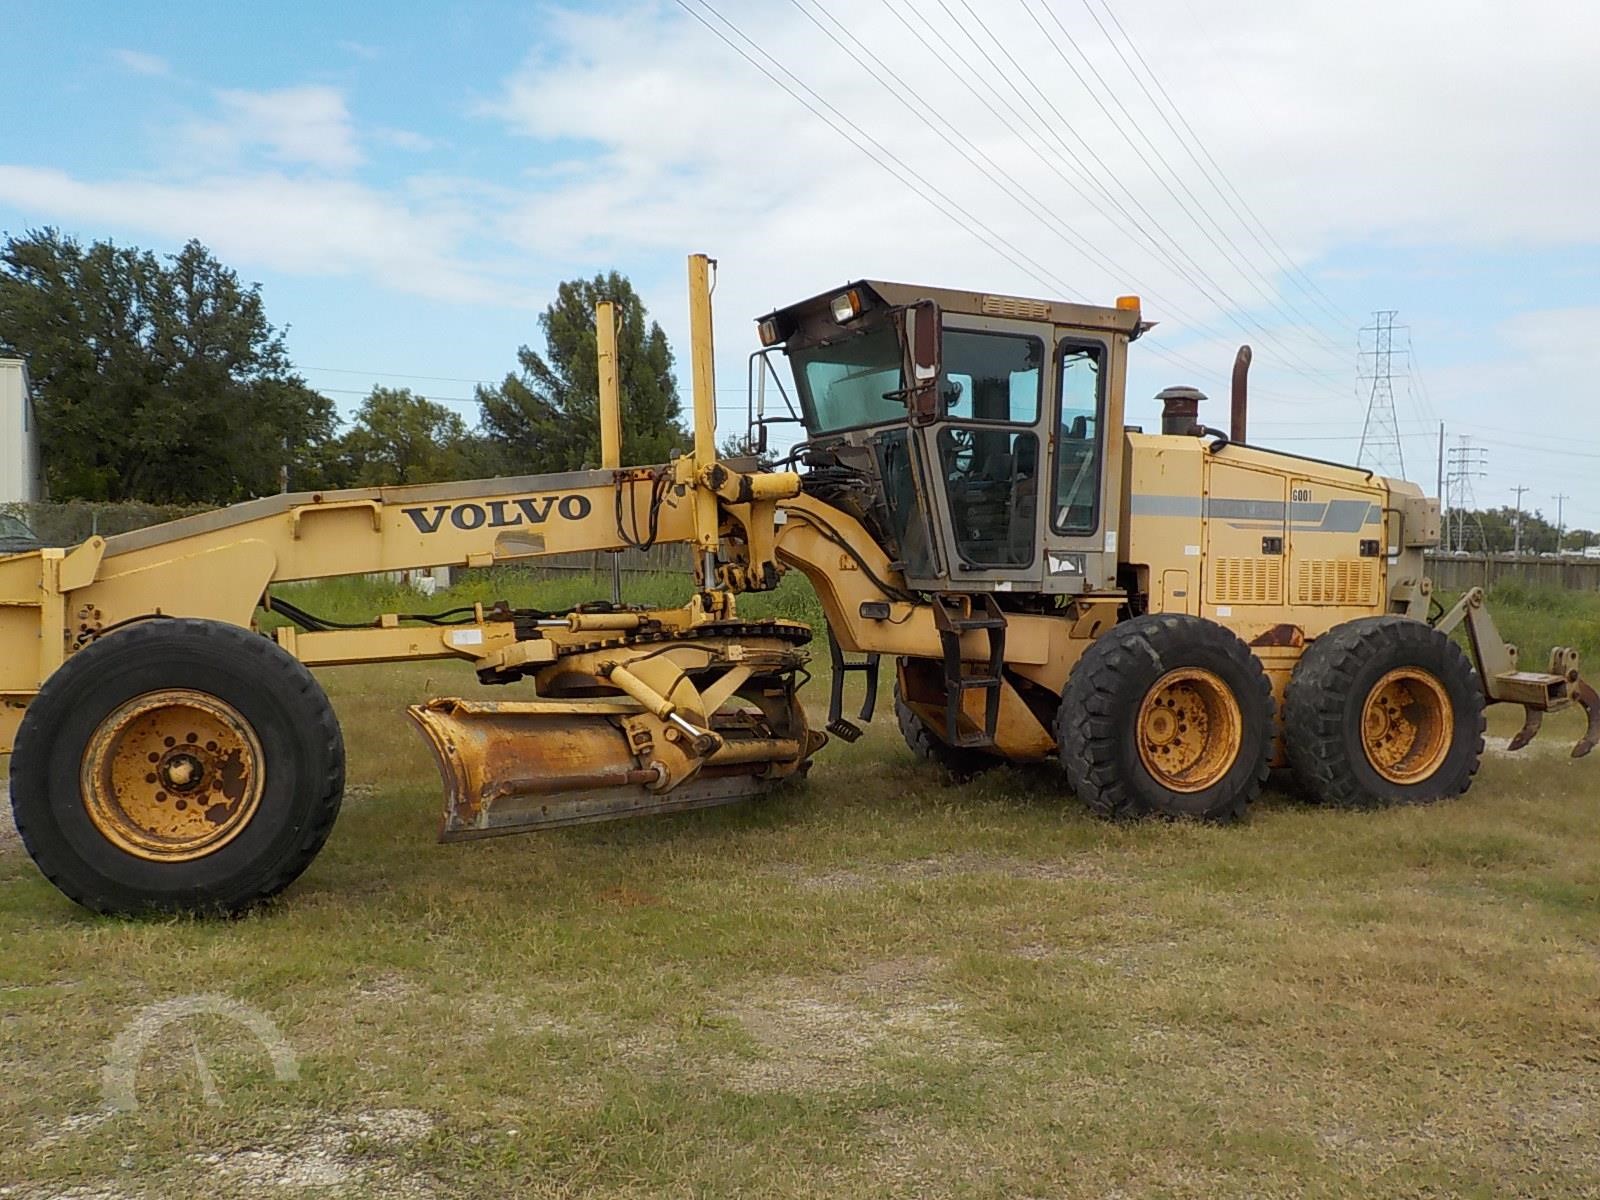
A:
1360 668 1453 784
80 690 265 862
1135 668 1241 793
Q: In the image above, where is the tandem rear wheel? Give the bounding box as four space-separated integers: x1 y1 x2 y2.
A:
1284 615 1484 808
9 618 345 915
1056 614 1274 822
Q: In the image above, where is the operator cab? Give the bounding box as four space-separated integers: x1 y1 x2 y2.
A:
752 281 1143 596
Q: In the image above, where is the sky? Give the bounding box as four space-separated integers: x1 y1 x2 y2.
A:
3 0 1600 533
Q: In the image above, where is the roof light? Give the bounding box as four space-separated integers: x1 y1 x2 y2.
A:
757 318 780 347
1116 295 1141 311
830 289 862 323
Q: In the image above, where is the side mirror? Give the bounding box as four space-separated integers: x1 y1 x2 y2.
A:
901 299 942 426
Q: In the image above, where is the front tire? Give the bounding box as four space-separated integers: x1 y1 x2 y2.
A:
1284 616 1483 808
1057 614 1273 821
893 679 999 781
11 618 345 915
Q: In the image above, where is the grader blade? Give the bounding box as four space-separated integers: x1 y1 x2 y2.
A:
409 694 818 839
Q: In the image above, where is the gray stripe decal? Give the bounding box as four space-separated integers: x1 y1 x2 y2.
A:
1209 499 1284 521
1318 499 1374 533
1128 495 1385 534
1128 495 1202 518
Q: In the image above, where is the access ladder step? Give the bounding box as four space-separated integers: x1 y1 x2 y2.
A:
930 594 1009 750
826 627 880 740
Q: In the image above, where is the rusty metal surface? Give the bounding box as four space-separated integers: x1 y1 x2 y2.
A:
1573 679 1600 759
1360 668 1453 784
409 656 820 838
1249 623 1304 649
1230 345 1252 444
80 689 263 861
1508 705 1544 753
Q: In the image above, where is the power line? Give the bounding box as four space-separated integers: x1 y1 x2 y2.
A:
673 0 1229 383
866 0 1239 377
1027 0 1349 358
785 0 1222 377
929 0 1352 394
922 0 1263 335
669 1 1088 311
883 0 1356 401
1080 0 1352 329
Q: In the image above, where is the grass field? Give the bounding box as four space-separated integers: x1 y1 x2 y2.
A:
3 576 1599 1198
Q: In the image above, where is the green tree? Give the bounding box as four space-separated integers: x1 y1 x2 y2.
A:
336 387 486 486
0 228 336 502
476 272 687 473
1448 506 1563 554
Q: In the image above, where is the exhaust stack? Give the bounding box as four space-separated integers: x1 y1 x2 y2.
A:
1231 345 1252 444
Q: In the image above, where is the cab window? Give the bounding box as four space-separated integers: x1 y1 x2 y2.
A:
941 330 1041 424
790 326 905 434
937 428 1039 567
1053 343 1104 535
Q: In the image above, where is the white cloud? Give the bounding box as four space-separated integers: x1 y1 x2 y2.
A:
10 1 1600 516
472 0 1600 490
482 1 1600 311
0 166 520 306
375 128 438 153
112 49 170 78
184 86 363 171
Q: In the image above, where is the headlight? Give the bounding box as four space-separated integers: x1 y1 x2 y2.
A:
829 289 862 323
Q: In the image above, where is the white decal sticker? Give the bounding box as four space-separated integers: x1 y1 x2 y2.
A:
450 629 484 646
1104 529 1118 553
1184 544 1200 556
994 581 1014 591
1215 605 1233 617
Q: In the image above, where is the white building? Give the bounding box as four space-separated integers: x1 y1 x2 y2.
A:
0 358 41 503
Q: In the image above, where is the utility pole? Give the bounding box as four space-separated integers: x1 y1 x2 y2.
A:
1554 493 1569 556
1436 422 1445 506
1512 485 1530 557
1357 310 1405 477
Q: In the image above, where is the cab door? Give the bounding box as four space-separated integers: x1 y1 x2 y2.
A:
909 316 1050 590
1040 334 1118 595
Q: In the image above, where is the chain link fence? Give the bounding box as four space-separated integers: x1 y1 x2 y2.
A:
2 500 213 548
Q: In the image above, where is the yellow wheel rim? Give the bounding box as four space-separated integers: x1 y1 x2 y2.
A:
1135 668 1242 793
1360 667 1453 784
81 690 265 862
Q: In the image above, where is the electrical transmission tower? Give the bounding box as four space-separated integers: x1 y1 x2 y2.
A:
1357 310 1405 477
1445 436 1489 551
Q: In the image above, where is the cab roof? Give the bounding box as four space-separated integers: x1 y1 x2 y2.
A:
756 279 1144 341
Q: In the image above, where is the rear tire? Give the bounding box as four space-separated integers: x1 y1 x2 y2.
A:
1284 616 1483 808
1057 614 1273 821
894 680 999 781
10 618 345 915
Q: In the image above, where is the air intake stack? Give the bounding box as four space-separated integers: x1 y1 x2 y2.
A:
1157 386 1206 436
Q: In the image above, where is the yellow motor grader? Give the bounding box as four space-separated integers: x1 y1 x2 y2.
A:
2 255 1594 914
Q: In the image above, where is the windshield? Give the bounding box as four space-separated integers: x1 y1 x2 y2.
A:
790 325 904 435
0 514 33 539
